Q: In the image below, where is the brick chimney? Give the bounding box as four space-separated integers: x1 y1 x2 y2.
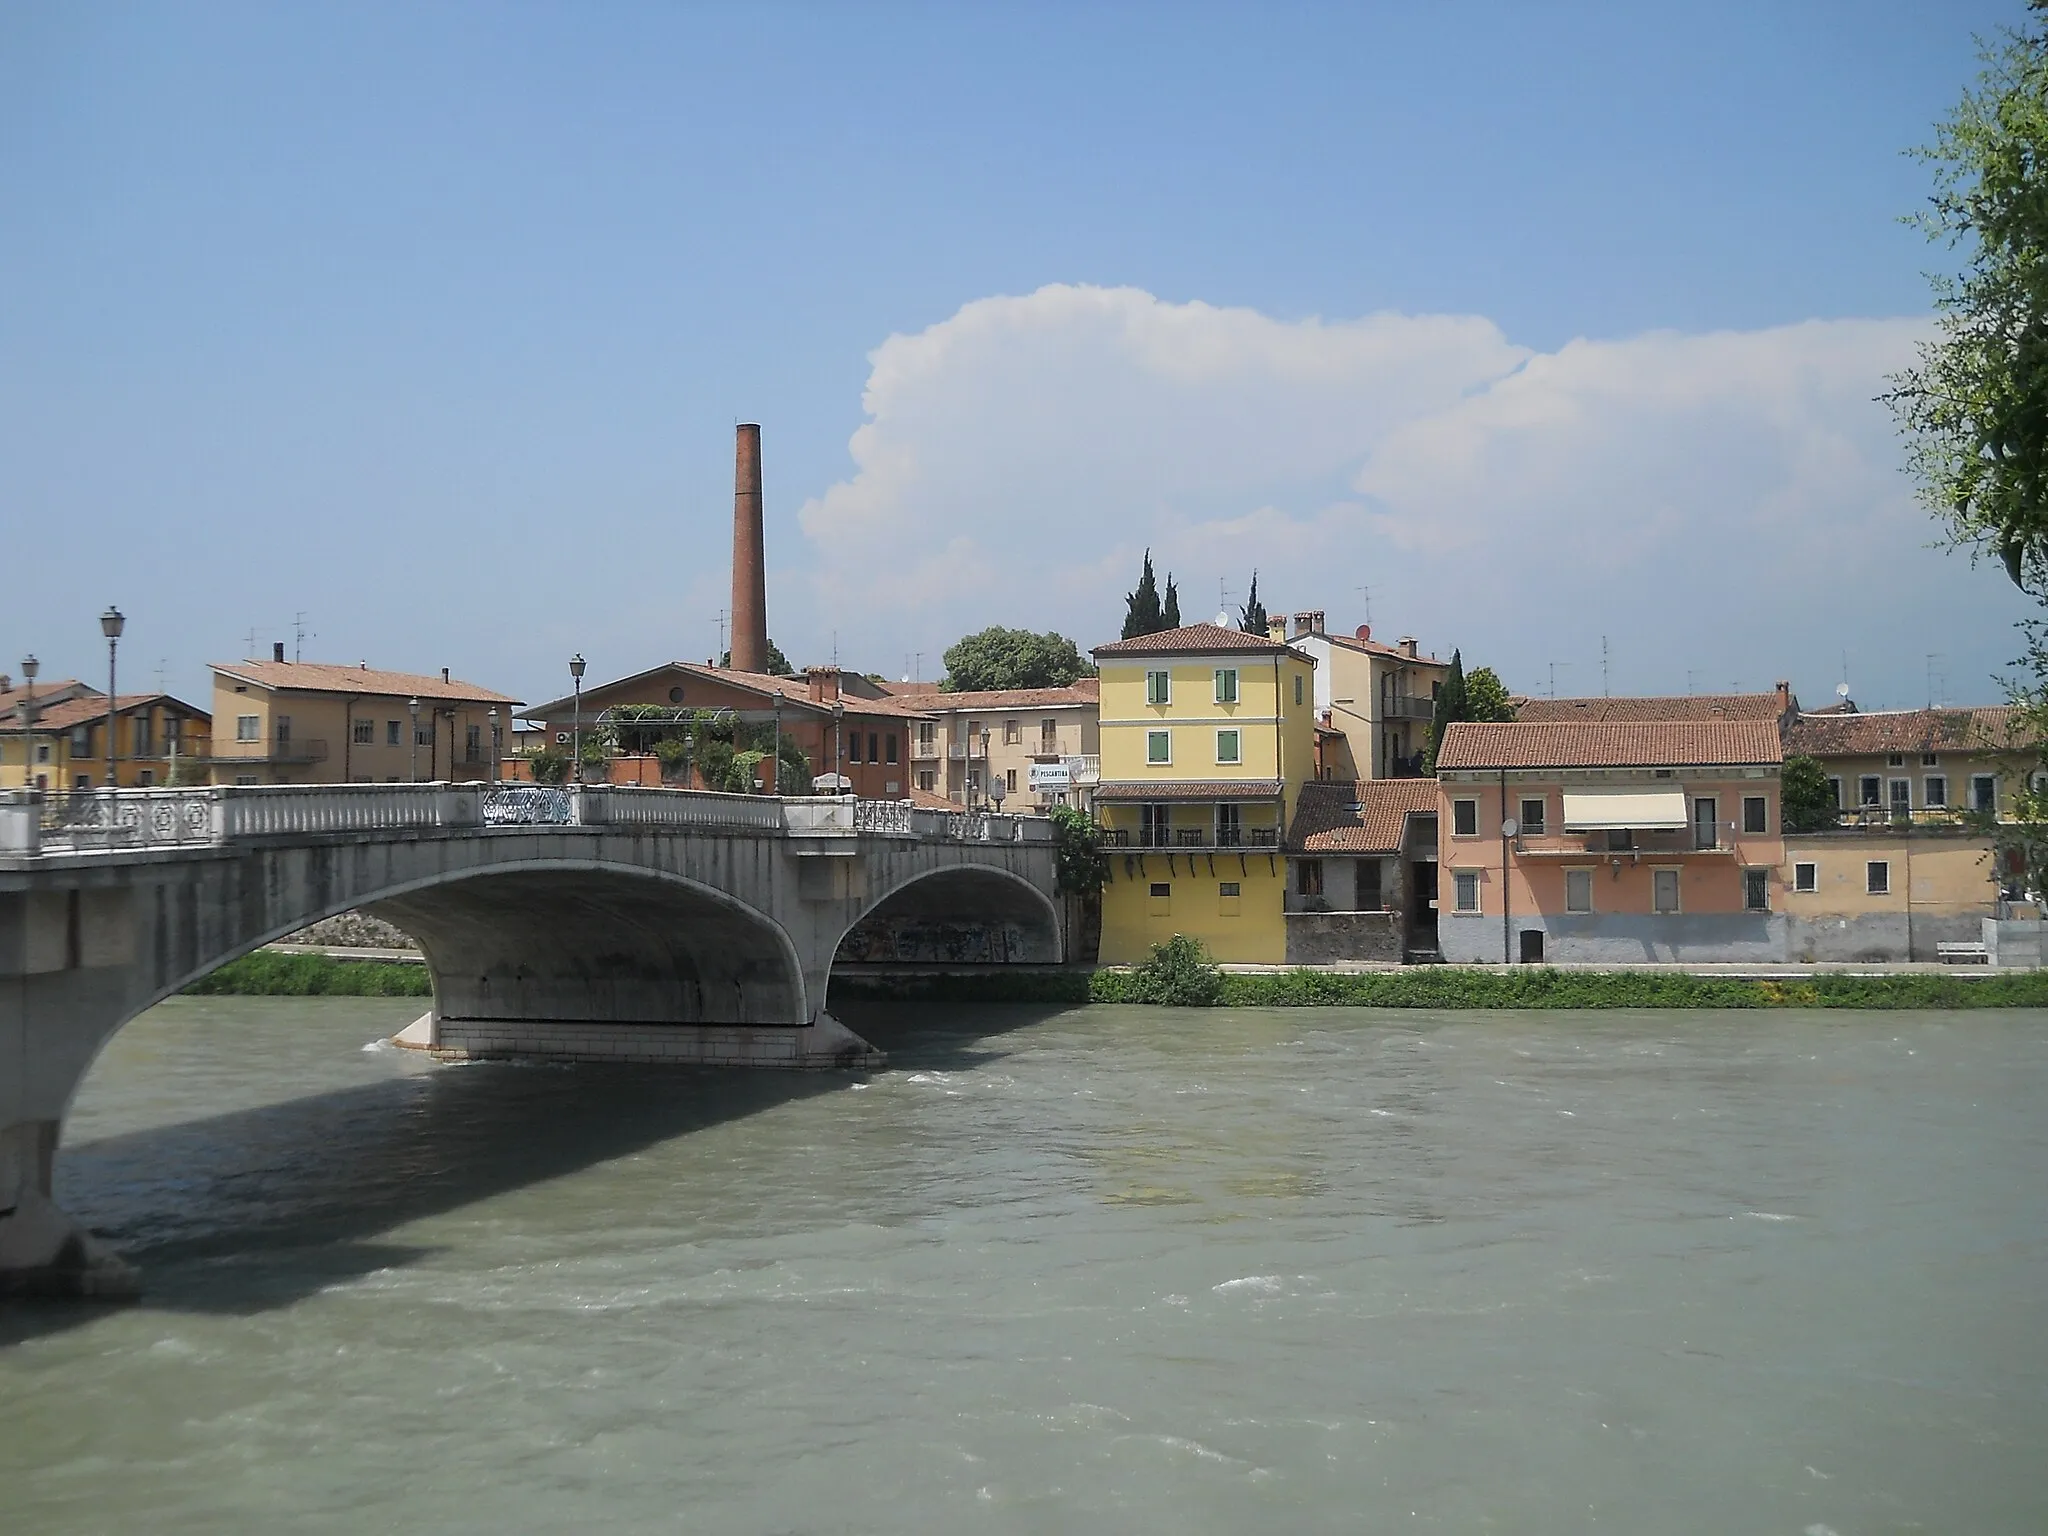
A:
1399 636 1419 659
806 665 841 704
730 423 769 673
1775 680 1792 716
1292 610 1325 638
1266 618 1288 645
273 641 285 662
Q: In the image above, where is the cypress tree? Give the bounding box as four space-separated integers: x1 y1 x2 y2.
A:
1425 648 1467 772
1122 550 1164 639
1240 571 1268 636
1162 573 1181 629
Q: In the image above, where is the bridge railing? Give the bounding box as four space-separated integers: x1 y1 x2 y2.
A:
2 785 1053 855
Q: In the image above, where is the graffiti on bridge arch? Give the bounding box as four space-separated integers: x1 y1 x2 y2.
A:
837 916 1031 965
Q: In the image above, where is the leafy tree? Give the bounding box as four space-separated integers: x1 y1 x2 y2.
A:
1048 803 1108 894
942 627 1093 692
1464 666 1516 722
1240 571 1269 636
1162 572 1181 629
523 746 570 785
1425 650 1468 771
1780 754 1839 833
719 639 793 676
1122 550 1165 639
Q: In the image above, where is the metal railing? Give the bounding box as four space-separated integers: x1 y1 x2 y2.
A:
3 784 1052 855
1101 825 1279 850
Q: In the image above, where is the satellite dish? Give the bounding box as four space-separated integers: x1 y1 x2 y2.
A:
1215 610 1231 626
1836 682 1850 698
1501 817 1520 838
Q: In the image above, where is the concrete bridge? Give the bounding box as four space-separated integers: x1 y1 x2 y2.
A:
0 783 1061 1296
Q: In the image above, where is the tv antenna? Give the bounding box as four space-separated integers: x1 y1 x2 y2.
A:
293 611 316 663
1547 661 1571 698
1601 635 1610 697
713 608 728 660
1355 585 1373 626
244 626 262 660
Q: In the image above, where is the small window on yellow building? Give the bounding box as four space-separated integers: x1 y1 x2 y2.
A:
1148 881 1172 916
1218 880 1241 915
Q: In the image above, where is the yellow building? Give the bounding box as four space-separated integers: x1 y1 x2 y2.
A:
207 656 520 785
0 691 211 790
1782 704 2030 822
1280 612 1450 779
1781 829 2000 962
1090 622 1316 964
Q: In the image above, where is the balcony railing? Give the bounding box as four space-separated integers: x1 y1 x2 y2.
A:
1101 826 1279 850
1383 696 1435 721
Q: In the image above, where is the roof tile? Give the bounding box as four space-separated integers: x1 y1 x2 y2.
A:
1782 706 2021 758
213 660 519 705
1437 720 1783 770
1092 623 1308 659
1514 693 1785 723
1288 779 1438 853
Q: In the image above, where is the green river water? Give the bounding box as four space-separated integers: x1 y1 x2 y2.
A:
2 998 2044 1533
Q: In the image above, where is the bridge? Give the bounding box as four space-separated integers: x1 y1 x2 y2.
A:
0 783 1061 1297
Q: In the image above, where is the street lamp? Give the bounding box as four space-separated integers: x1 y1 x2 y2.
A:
487 706 501 784
681 728 695 792
569 653 586 784
978 725 991 809
17 653 37 791
832 698 846 793
100 606 124 791
408 697 420 781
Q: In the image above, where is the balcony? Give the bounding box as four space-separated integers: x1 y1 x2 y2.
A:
1383 696 1435 721
1101 826 1280 850
911 740 940 761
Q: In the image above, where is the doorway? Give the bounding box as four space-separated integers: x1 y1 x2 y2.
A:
1519 928 1545 964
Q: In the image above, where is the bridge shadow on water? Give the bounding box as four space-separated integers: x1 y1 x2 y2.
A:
0 999 1073 1345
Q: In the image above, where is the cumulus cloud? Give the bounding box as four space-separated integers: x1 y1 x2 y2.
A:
796 284 2029 703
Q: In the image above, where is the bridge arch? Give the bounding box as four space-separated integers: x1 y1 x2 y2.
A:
831 863 1063 970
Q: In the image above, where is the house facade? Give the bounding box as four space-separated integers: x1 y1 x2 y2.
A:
208 655 520 785
1090 623 1316 964
1780 829 1998 962
892 681 1100 809
1280 613 1448 780
1781 705 2025 822
1436 719 1786 964
3 692 211 790
1284 778 1440 963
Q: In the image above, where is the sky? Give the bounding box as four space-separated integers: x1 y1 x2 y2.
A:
1 0 2037 715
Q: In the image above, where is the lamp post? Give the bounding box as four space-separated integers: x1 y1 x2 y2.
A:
682 728 694 792
17 653 37 791
488 706 501 784
100 606 124 791
770 695 783 796
832 699 845 794
978 725 991 809
569 653 586 785
408 697 420 782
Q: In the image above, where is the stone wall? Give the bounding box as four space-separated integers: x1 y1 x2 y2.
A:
1441 911 1787 965
1284 911 1404 965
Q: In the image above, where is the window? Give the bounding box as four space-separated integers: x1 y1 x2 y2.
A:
1743 795 1767 834
35 744 49 763
1692 796 1718 851
415 723 434 747
1214 668 1239 704
132 717 151 755
1150 883 1172 896
275 715 292 746
1005 768 1017 795
1828 776 1844 809
387 720 401 746
917 722 934 750
73 773 91 789
1148 881 1171 915
918 770 935 792
1925 775 1948 809
868 732 880 764
1452 797 1478 836
1297 859 1324 896
164 719 181 751
353 719 375 745
1887 753 1905 767
1859 776 1881 807
1003 719 1021 744
1146 670 1171 706
1565 868 1593 913
1794 862 1817 893
1889 779 1911 815
465 724 482 763
1216 803 1242 846
1972 774 1998 813
1041 718 1058 749
1140 802 1171 846
235 774 258 787
1358 860 1383 909
886 734 898 765
1867 860 1890 895
1294 674 1305 706
1653 868 1681 914
1922 753 1939 766
1219 881 1241 898
1147 730 1171 764
236 715 259 742
1216 729 1241 764
1453 870 1480 912
1607 828 1634 852
1519 796 1546 835
1743 868 1769 912
136 769 154 786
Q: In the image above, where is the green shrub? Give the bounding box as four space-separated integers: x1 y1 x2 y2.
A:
1128 934 1225 1006
524 746 570 786
185 952 433 997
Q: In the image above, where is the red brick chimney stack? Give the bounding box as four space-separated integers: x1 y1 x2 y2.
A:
730 423 769 673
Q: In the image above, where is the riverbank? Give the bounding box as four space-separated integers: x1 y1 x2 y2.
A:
185 949 2048 1008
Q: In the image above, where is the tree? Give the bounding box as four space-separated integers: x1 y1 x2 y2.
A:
1048 803 1107 894
1780 754 1839 833
941 627 1093 692
1122 551 1165 639
1425 650 1468 772
719 639 793 676
1162 573 1181 629
1240 571 1269 636
1464 666 1516 722
1887 15 2048 594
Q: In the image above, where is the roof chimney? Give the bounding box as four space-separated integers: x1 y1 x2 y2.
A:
1292 610 1324 638
1775 680 1792 714
1266 618 1288 644
1399 637 1419 659
806 665 841 704
730 423 768 673
273 641 286 663
442 667 451 684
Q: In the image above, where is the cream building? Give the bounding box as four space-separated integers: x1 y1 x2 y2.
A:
1277 612 1449 779
897 681 1100 810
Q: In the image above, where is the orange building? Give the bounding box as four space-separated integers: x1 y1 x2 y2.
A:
1435 719 1786 964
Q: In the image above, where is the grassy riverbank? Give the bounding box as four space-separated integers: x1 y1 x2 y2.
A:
185 951 432 998
187 949 2048 1008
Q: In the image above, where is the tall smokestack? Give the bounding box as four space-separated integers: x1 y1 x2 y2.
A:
730 423 768 673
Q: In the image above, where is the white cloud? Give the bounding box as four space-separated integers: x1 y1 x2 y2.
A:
795 284 2030 703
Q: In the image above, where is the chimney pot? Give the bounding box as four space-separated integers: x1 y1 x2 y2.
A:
1266 618 1288 644
1399 636 1419 659
730 424 769 673
273 641 286 663
442 667 451 684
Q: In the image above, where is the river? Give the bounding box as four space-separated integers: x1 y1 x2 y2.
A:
2 997 2044 1533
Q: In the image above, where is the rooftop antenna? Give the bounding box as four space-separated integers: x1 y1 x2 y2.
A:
1355 585 1373 626
1547 661 1571 698
1686 669 1697 695
713 608 728 662
244 626 261 660
292 611 316 663
1601 635 1610 697
1926 652 1946 709
154 658 169 693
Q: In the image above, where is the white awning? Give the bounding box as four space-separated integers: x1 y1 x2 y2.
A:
1562 789 1687 831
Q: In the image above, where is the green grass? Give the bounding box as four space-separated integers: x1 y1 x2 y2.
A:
829 965 2048 1010
184 950 433 998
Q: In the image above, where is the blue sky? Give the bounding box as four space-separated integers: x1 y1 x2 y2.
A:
2 1 2034 712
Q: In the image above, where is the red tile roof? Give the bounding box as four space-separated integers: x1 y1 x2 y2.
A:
213 660 518 705
893 682 1099 711
525 661 937 721
1324 633 1445 665
1782 706 2022 758
1094 779 1285 801
26 693 209 730
1514 693 1786 723
0 679 94 716
1437 720 1783 770
1288 779 1438 853
1092 623 1308 659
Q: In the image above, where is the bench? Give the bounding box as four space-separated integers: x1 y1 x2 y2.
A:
1936 942 1990 965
